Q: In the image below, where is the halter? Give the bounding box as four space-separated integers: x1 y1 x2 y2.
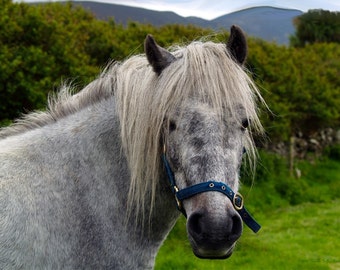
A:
162 146 261 233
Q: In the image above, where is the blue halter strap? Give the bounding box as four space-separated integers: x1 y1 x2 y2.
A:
162 151 261 233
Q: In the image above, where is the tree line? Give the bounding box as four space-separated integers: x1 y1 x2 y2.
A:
0 0 339 145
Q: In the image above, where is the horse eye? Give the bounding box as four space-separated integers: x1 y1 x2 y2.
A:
241 119 250 130
169 120 177 132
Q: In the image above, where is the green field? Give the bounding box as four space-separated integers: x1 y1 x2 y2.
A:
156 200 339 269
155 155 340 269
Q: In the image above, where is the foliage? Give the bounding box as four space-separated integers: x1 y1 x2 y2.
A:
247 39 340 140
0 1 113 124
324 144 340 160
0 1 339 144
0 1 211 125
240 150 340 209
290 9 340 47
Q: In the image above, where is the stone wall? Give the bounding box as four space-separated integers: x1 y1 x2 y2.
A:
262 128 340 159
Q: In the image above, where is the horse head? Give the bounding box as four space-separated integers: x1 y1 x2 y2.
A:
144 26 261 259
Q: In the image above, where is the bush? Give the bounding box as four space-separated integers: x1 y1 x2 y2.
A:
1 1 339 141
324 144 340 160
274 176 309 205
241 150 340 209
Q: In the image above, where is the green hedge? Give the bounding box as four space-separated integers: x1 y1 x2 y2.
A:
0 1 339 143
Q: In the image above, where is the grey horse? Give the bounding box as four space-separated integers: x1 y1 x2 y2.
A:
0 25 264 269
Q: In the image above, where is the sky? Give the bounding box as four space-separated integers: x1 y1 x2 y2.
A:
18 0 340 20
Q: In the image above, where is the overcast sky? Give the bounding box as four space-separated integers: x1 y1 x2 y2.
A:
18 0 340 20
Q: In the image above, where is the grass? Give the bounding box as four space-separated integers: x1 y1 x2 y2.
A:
155 200 340 270
155 154 340 269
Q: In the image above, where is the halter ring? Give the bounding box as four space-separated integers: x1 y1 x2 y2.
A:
233 192 244 210
173 185 182 209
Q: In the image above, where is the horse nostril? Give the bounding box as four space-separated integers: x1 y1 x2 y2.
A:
188 212 203 236
229 213 243 242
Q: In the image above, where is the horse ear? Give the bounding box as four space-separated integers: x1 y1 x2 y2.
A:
145 34 176 75
226 25 248 65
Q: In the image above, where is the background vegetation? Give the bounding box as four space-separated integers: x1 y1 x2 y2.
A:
0 1 339 268
290 9 340 46
1 0 339 142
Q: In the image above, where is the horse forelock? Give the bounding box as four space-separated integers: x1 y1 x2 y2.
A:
114 41 265 221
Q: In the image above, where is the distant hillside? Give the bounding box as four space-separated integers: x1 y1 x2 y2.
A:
211 7 303 44
75 1 191 25
38 2 304 44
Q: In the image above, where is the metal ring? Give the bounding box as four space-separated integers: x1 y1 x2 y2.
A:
233 192 244 210
221 185 226 190
209 183 214 188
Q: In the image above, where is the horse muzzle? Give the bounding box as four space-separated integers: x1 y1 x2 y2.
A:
162 153 261 233
162 152 261 259
187 208 243 259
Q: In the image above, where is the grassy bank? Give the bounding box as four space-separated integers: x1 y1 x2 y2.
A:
155 152 340 269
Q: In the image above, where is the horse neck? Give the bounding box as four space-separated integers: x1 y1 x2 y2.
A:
43 96 180 263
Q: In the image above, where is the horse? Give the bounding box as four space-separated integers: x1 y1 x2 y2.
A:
0 25 264 269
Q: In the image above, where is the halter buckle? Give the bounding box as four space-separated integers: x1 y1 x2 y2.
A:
233 192 244 210
173 186 182 209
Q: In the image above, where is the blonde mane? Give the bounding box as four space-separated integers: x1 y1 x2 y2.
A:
0 40 264 219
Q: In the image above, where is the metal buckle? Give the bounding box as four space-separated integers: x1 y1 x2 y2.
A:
174 186 182 209
233 192 244 210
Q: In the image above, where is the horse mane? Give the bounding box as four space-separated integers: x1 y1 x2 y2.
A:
0 39 265 220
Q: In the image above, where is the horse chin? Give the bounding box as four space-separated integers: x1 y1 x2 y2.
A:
190 241 236 260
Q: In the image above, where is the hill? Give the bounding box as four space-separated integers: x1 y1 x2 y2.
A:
66 2 303 45
211 7 303 44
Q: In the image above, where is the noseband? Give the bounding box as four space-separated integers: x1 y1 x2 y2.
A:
162 146 261 233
